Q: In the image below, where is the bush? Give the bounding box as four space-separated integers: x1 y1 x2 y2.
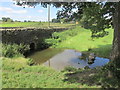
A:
45 27 81 47
2 43 30 58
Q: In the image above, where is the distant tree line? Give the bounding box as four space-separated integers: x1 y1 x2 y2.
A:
2 17 13 22
52 18 75 24
1 17 41 22
52 18 60 23
1 17 76 23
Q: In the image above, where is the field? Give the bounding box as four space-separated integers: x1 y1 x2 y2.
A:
0 22 75 28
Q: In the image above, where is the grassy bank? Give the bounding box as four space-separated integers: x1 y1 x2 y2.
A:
2 57 119 88
2 57 99 88
46 26 113 58
1 44 98 88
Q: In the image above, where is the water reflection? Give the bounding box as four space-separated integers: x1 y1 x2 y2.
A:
29 49 109 71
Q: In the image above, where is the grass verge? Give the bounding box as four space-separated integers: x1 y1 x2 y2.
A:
2 57 98 88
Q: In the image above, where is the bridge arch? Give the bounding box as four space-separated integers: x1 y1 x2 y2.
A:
30 43 35 51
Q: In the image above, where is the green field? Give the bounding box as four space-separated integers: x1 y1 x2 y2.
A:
0 22 75 28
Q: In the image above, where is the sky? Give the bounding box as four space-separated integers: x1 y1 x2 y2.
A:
0 0 60 21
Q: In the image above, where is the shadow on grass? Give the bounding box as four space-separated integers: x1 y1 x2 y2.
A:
83 44 112 59
63 67 120 88
63 44 120 88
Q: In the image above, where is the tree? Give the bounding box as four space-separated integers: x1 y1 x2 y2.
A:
2 17 7 22
55 2 120 74
24 20 27 22
2 17 13 22
52 18 60 23
13 1 120 77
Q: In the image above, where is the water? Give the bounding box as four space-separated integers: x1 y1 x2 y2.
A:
28 49 110 71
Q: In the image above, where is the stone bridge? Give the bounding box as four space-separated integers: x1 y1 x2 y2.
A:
1 27 69 50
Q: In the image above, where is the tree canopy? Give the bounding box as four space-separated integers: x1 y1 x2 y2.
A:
14 1 117 37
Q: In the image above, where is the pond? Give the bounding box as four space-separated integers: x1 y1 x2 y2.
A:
28 48 110 71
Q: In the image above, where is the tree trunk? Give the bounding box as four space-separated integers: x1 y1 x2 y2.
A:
110 2 120 78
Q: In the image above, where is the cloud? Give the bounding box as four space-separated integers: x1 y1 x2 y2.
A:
27 16 32 18
25 16 47 21
19 16 48 21
0 15 11 19
0 0 13 2
0 6 27 14
38 10 43 13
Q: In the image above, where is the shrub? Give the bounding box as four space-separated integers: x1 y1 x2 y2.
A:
2 43 30 58
45 27 81 47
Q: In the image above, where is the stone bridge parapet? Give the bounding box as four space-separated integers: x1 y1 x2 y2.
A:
1 27 69 50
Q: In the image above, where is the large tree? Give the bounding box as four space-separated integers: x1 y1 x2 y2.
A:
14 1 120 77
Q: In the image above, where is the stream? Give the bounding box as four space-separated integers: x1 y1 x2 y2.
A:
28 48 110 71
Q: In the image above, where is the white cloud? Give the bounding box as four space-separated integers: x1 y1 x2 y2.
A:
0 6 27 14
25 16 47 21
0 14 51 22
0 0 13 2
0 15 11 19
38 10 43 13
27 16 32 18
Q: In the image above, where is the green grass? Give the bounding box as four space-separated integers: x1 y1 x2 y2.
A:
2 57 98 88
2 25 114 88
0 22 75 28
0 22 35 27
46 26 113 58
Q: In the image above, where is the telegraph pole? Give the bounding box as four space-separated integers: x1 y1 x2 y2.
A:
48 5 50 28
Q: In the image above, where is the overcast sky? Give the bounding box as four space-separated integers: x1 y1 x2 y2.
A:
0 0 60 21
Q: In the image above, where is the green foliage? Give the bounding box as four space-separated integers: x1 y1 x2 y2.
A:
2 43 30 58
45 27 81 47
2 17 13 22
79 14 90 29
52 18 60 23
55 2 115 38
80 5 112 37
62 66 78 72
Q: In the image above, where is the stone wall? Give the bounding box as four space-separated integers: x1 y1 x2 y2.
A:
1 27 68 50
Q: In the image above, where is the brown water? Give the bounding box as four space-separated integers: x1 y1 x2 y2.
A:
28 49 109 71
